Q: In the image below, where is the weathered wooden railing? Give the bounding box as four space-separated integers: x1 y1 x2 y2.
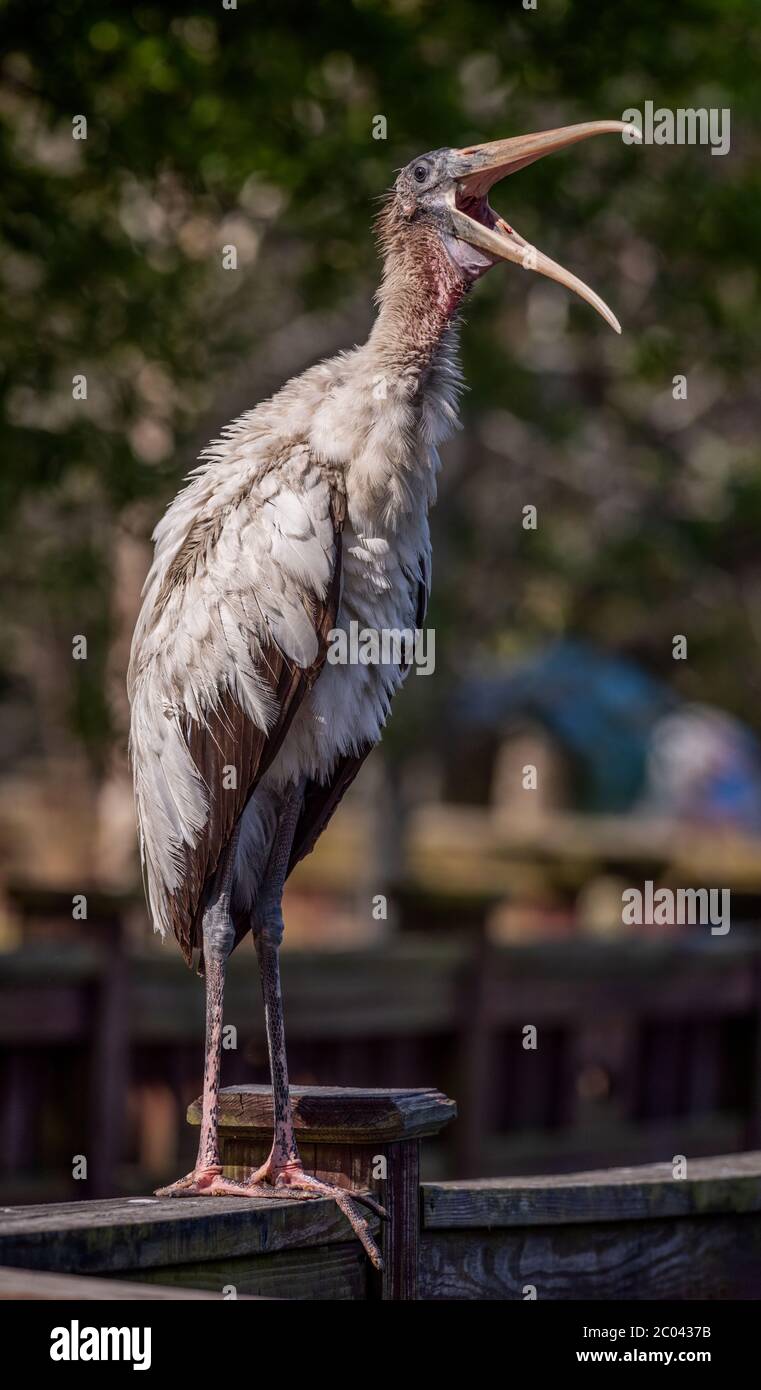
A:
4 929 761 1201
194 1085 457 1299
1 1086 760 1300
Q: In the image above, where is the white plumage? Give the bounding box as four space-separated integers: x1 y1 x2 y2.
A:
128 312 461 947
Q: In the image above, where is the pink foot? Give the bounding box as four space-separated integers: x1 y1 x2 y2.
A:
154 1164 223 1197
207 1158 387 1270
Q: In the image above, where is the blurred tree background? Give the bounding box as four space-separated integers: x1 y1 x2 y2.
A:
0 0 759 884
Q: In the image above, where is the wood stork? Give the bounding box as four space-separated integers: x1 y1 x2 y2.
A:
128 120 637 1268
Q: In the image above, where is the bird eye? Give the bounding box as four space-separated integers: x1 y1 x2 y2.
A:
413 164 428 183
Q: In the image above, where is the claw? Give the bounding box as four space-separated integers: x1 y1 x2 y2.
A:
345 1189 389 1221
271 1170 384 1269
329 1187 384 1271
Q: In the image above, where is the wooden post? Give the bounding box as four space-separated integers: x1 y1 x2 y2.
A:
746 950 761 1150
187 1085 456 1300
88 911 130 1198
455 930 492 1178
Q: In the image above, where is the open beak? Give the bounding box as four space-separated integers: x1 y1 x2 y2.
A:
449 121 641 333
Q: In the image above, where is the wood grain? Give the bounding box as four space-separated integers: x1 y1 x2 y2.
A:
423 1150 761 1229
0 1194 359 1274
132 1243 366 1301
0 1266 265 1300
419 1214 761 1300
192 1084 457 1143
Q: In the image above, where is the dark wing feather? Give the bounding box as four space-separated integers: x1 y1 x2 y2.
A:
288 745 373 875
286 569 429 876
165 490 346 966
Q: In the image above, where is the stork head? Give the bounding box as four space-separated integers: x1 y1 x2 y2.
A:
391 121 640 334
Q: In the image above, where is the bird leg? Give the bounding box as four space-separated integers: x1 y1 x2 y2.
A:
155 827 239 1198
207 784 387 1270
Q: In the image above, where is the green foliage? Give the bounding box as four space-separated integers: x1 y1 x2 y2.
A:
1 0 759 765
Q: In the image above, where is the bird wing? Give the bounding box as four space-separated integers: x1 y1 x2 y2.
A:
287 563 429 872
288 746 372 873
129 450 346 966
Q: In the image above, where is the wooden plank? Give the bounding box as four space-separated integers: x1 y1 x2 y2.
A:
89 925 129 1198
410 806 761 891
423 1151 761 1229
747 953 761 1147
380 1140 420 1301
455 935 492 1177
196 1085 457 1143
484 968 755 1026
3 938 758 1044
0 944 101 982
131 942 466 1042
1 1054 35 1175
478 1114 745 1178
0 1266 265 1300
131 1243 366 1301
274 948 464 1035
0 986 89 1044
0 1194 366 1274
8 884 137 922
486 939 757 985
419 1213 761 1300
685 1019 722 1116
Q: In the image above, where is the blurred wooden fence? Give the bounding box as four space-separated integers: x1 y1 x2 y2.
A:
2 887 761 1199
